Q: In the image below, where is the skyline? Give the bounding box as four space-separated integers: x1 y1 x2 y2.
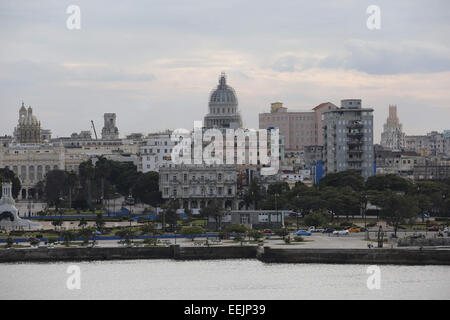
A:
1 0 450 142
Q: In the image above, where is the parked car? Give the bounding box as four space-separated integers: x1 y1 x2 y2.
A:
296 230 312 236
333 230 349 236
263 229 273 234
322 228 335 233
347 227 361 233
428 226 440 232
443 227 449 233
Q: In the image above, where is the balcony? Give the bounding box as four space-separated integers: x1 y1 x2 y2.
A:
347 139 363 146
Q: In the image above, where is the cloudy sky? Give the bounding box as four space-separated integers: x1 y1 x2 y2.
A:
1 0 449 142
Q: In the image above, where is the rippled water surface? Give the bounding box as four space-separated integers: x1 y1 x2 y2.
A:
1 260 449 299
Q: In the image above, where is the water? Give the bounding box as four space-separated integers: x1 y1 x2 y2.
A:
1 260 449 299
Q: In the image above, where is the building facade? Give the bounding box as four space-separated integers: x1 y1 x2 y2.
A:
404 131 449 157
380 105 405 151
139 131 176 173
159 164 241 210
259 102 338 152
323 99 374 179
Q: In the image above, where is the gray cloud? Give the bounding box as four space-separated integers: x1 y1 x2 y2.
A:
320 40 450 74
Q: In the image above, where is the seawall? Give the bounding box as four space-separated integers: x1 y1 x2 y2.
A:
0 245 257 263
257 247 450 265
1 245 449 265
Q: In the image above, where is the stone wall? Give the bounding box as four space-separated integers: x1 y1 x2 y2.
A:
397 237 450 247
257 247 450 265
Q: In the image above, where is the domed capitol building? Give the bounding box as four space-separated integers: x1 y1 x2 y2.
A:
204 73 243 129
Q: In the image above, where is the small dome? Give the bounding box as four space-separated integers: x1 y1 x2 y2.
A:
209 73 238 105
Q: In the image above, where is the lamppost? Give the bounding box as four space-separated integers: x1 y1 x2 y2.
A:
442 192 447 217
295 195 300 231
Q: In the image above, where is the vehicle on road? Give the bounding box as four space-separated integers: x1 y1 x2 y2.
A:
444 227 449 233
322 228 335 233
333 230 349 236
308 226 325 233
428 226 440 231
347 227 361 233
263 229 273 234
296 230 312 236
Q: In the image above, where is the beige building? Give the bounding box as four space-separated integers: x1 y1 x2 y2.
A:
0 143 65 199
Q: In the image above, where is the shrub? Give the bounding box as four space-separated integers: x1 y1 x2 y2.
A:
6 237 14 248
294 236 304 242
180 226 204 241
143 237 159 246
47 237 58 244
249 230 264 241
304 212 327 227
28 238 40 246
284 236 291 244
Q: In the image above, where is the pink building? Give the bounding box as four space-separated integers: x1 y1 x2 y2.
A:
259 102 337 152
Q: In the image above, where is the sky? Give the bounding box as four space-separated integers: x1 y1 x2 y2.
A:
1 0 450 143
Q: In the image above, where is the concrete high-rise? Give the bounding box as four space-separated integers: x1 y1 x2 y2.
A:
323 99 374 179
259 102 338 152
380 105 405 151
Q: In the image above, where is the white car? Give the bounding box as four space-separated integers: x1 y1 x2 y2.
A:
444 227 449 233
333 230 349 236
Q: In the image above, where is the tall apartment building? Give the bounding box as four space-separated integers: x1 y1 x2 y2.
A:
323 99 374 179
380 105 405 151
259 102 337 152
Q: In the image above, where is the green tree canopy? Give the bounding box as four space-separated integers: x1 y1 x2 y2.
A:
0 168 21 198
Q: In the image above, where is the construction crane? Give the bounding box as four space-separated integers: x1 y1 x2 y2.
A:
91 120 98 140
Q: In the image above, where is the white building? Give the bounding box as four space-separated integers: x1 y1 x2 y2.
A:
139 131 177 173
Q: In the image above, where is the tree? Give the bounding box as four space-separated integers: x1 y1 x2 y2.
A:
365 174 412 193
66 171 79 209
379 192 418 237
267 182 290 195
160 200 179 232
79 160 95 210
116 228 135 245
78 227 94 246
51 219 63 231
180 226 204 241
303 212 327 227
248 229 264 241
95 213 105 232
61 230 76 246
78 218 87 229
200 200 225 231
0 168 21 199
140 222 158 236
318 170 365 191
44 170 67 210
243 179 263 209
225 224 248 244
133 171 162 207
